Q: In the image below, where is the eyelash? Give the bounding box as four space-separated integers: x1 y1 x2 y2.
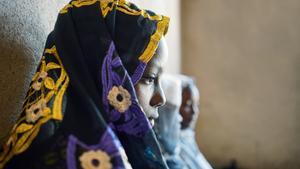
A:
142 76 156 84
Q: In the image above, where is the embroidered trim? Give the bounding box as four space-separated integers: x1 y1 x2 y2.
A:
100 0 170 63
25 99 51 123
60 0 98 14
0 46 69 168
45 46 70 120
67 128 132 169
60 0 170 64
60 0 164 20
138 16 169 63
32 71 48 91
100 0 163 20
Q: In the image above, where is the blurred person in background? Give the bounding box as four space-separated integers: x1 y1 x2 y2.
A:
155 74 188 169
179 75 213 169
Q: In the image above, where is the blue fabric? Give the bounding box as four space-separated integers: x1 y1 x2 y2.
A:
179 129 213 169
156 103 187 169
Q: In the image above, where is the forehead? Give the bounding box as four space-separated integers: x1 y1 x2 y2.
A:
182 88 192 100
182 86 199 102
144 38 168 73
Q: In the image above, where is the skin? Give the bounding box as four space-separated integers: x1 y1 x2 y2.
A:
179 84 200 129
135 37 168 127
155 77 182 153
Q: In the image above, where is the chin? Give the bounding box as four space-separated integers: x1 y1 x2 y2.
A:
148 118 155 127
145 110 159 127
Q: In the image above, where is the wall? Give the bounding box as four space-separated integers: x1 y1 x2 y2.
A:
182 0 300 168
0 0 72 141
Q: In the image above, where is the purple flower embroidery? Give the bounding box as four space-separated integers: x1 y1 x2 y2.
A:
67 128 131 169
101 42 151 137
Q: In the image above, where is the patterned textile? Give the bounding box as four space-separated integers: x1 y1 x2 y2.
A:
0 0 169 169
179 129 213 169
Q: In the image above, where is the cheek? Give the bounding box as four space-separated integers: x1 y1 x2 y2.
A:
134 83 154 115
181 107 193 120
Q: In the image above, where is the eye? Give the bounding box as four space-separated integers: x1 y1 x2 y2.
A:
142 76 156 85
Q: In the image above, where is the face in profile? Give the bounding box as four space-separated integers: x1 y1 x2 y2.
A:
155 75 182 153
179 85 200 129
135 38 168 127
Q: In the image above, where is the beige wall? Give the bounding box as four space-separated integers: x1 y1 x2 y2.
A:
0 0 70 141
182 0 300 169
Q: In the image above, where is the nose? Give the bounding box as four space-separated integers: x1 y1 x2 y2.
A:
150 84 166 108
177 113 183 122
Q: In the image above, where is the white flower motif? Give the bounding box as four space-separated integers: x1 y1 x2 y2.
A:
32 71 48 91
79 150 112 169
25 99 50 123
107 86 132 113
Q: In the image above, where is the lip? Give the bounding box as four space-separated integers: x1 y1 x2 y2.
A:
146 109 159 127
150 110 159 119
148 117 155 127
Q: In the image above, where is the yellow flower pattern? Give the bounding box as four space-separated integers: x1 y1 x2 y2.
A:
0 46 69 168
32 71 48 91
107 86 132 113
25 99 51 123
79 150 112 169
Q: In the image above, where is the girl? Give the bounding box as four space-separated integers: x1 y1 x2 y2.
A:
0 0 169 169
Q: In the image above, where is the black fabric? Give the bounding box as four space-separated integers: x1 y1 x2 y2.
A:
54 2 168 168
1 1 169 169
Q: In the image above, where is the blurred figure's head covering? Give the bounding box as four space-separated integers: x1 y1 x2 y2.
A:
155 74 187 169
0 0 169 169
178 75 213 169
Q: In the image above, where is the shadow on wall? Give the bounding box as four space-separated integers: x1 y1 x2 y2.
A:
0 16 35 142
0 0 69 143
220 160 239 169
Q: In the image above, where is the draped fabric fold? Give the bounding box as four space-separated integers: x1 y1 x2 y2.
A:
0 0 169 168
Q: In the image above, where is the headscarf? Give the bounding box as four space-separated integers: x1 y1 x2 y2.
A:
178 75 213 169
155 74 186 169
0 0 169 169
179 129 213 169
